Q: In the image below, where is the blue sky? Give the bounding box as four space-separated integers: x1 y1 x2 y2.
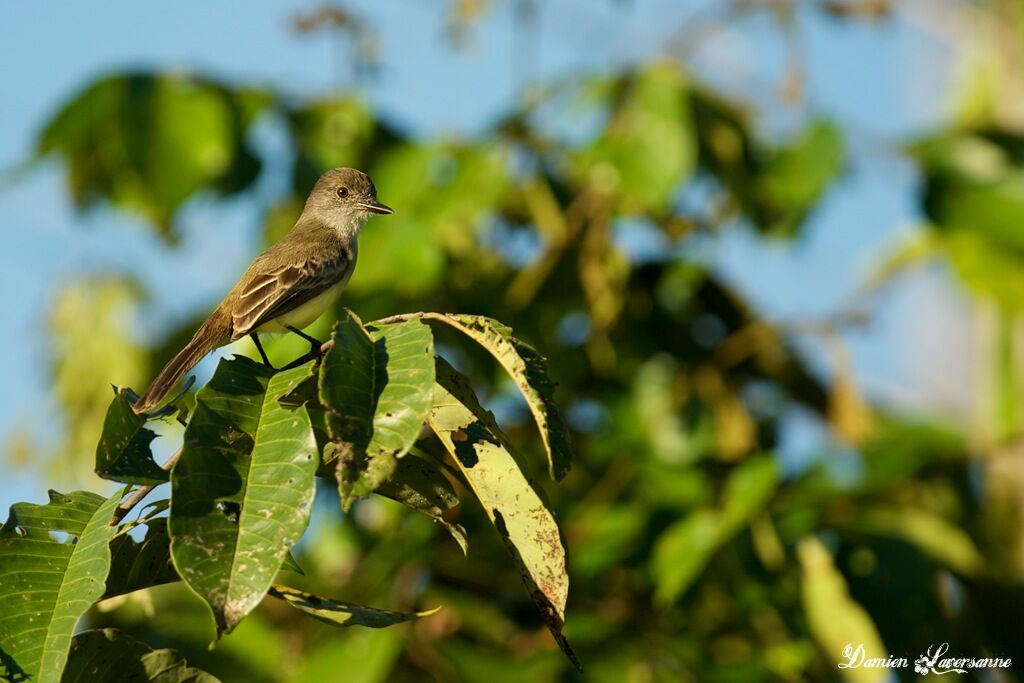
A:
0 1 965 510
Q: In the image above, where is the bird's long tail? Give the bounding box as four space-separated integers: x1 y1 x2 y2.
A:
134 309 232 414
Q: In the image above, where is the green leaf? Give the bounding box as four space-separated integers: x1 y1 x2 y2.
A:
95 389 167 486
37 73 261 236
293 629 401 683
104 517 179 599
720 455 778 533
280 550 305 575
653 456 777 604
0 489 122 683
62 628 218 683
755 119 844 236
319 313 435 510
850 507 984 576
404 313 572 481
652 509 722 605
268 585 438 628
798 537 888 683
427 359 579 672
579 62 696 210
375 452 468 554
169 357 318 637
289 98 375 177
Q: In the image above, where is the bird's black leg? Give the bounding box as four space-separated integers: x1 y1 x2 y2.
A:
280 326 332 371
285 325 323 353
250 333 275 369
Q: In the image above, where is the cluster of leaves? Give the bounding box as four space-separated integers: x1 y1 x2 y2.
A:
6 19 1023 681
1 312 577 681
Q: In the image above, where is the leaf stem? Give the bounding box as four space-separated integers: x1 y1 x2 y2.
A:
111 447 182 525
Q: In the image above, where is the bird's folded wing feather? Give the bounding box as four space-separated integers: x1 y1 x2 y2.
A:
230 253 350 338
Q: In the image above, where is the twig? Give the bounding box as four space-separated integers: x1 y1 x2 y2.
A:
111 447 182 525
372 312 427 326
280 339 335 371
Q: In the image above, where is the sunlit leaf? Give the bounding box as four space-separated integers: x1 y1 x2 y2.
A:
268 585 438 628
319 313 435 509
798 537 887 683
850 507 984 576
169 358 318 636
427 358 579 671
405 313 572 480
48 277 148 484
0 489 122 683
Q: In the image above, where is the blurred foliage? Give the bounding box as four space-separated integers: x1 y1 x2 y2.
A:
5 1 1024 681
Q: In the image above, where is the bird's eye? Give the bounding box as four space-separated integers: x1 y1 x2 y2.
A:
337 187 349 198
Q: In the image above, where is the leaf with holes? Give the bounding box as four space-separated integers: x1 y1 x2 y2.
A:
319 313 435 510
95 389 167 486
268 585 438 628
169 357 318 637
0 489 122 683
62 628 218 683
403 313 572 480
427 358 579 671
375 452 468 554
103 518 179 600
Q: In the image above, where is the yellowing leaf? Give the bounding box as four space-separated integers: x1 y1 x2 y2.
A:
798 537 887 683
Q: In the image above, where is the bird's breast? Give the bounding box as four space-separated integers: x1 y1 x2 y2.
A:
258 276 349 333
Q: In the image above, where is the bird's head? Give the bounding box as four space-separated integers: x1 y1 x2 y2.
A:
305 167 393 231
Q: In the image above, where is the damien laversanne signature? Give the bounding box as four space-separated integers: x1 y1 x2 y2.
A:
839 643 1012 675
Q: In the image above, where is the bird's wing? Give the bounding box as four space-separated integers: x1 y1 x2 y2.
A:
230 251 351 339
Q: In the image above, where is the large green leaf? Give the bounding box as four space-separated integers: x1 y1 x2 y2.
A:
402 313 572 481
62 628 218 683
0 490 122 683
169 357 318 636
95 389 167 486
427 359 578 671
268 585 438 628
37 73 262 236
319 314 435 510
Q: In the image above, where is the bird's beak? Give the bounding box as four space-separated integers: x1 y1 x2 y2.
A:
359 199 394 215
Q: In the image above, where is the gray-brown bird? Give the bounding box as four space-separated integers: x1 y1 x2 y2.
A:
134 167 392 414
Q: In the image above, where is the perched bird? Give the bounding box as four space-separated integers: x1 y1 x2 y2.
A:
133 167 392 414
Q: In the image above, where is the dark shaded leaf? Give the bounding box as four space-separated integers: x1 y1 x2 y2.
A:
95 390 167 486
62 628 218 683
375 453 468 554
268 585 438 628
104 518 179 599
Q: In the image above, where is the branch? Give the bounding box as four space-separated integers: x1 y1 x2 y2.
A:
111 447 182 525
371 312 426 326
